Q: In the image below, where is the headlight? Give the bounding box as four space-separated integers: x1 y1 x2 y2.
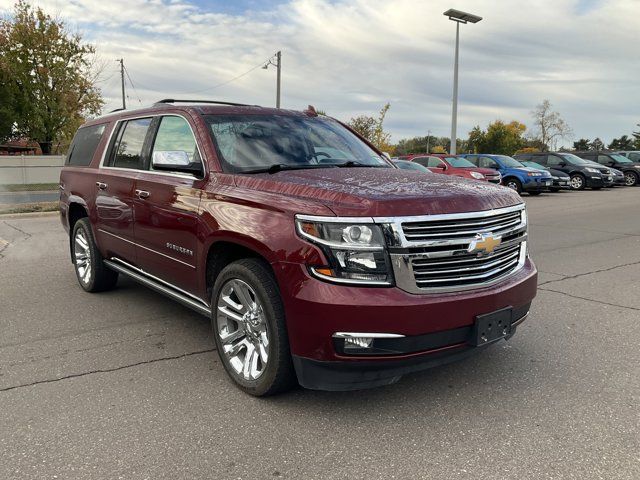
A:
295 216 393 285
470 171 484 179
527 172 542 177
585 167 599 173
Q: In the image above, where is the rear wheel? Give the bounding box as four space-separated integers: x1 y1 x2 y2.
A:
71 218 118 292
504 178 522 194
570 174 586 190
211 258 296 396
624 171 638 186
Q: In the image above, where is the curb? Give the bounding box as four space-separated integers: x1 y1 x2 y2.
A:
0 211 59 219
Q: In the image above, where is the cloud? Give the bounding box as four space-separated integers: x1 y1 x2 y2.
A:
1 0 639 144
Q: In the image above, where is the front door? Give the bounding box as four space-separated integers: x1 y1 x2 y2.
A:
132 115 205 295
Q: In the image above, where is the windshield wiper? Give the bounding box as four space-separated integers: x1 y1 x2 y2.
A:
240 164 336 174
333 160 378 168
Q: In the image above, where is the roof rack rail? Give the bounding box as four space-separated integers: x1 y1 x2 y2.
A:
109 107 125 113
154 99 251 107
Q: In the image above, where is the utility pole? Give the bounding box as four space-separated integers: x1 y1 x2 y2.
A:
119 58 126 110
450 21 459 155
276 51 281 108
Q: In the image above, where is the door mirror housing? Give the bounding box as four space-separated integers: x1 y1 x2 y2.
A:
152 150 203 175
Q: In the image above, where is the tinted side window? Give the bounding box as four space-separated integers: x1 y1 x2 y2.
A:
478 156 498 169
546 155 563 167
465 155 479 166
67 124 106 166
597 155 612 165
150 116 200 172
516 154 531 161
629 152 640 161
112 118 152 170
426 157 445 168
413 157 430 167
531 155 547 166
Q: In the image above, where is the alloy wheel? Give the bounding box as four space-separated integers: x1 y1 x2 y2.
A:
216 279 269 380
624 172 637 186
74 229 92 285
570 175 584 190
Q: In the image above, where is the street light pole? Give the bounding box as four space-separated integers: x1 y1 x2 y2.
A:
443 9 482 155
450 21 459 155
119 58 126 110
426 129 431 154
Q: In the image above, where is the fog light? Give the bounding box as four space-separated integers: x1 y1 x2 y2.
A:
343 337 373 350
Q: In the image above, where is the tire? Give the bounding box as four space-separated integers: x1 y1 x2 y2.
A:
504 178 522 194
528 191 542 196
211 258 296 396
569 173 586 190
71 218 119 292
624 171 638 186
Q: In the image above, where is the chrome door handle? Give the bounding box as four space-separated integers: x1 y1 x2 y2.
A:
96 182 108 190
135 189 150 199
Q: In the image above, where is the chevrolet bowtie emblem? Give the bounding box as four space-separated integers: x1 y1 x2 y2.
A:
468 233 501 255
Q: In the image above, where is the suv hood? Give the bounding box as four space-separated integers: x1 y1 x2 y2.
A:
233 167 521 217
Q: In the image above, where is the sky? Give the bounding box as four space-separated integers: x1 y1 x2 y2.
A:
1 0 638 145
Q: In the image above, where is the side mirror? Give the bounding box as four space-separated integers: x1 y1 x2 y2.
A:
152 150 203 175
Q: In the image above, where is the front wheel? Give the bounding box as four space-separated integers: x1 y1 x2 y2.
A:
504 178 522 194
211 258 296 396
624 171 638 186
570 174 586 190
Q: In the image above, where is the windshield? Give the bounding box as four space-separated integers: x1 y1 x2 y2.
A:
493 155 524 168
446 156 475 168
393 160 431 173
559 153 590 165
523 161 548 170
610 154 633 163
204 114 390 173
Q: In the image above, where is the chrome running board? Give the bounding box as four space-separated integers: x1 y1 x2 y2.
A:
104 259 210 317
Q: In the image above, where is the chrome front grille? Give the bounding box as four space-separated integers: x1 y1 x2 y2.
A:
382 204 528 294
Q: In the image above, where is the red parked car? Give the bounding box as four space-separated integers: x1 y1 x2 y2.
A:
59 100 537 395
399 153 502 184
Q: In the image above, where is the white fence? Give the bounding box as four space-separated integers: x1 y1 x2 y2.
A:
0 155 65 184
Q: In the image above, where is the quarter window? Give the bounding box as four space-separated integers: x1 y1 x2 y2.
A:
112 118 152 170
67 124 106 166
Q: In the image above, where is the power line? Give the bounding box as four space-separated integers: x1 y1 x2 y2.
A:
122 64 142 105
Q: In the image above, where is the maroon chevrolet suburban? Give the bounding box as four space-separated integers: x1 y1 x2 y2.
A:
59 99 537 395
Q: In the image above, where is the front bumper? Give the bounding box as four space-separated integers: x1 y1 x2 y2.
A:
273 258 537 390
522 178 553 191
585 176 605 188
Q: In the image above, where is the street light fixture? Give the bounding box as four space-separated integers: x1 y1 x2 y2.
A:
443 9 482 155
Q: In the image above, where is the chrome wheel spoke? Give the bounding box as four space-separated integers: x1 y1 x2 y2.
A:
74 229 92 285
216 278 270 381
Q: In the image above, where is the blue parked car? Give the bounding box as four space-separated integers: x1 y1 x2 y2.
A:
460 154 554 195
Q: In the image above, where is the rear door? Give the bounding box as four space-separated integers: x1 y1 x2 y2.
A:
95 117 153 264
132 114 206 295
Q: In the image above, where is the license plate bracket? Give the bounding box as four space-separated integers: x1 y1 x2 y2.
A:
472 307 512 346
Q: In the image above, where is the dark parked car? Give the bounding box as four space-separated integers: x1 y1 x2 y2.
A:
460 154 553 195
513 152 609 190
519 160 570 192
574 151 640 187
609 167 626 186
59 99 537 395
392 159 432 173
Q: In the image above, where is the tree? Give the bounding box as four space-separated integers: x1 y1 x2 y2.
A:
347 103 393 152
394 135 452 155
466 120 527 155
608 135 634 150
0 63 17 142
573 138 590 150
631 124 640 149
589 138 604 151
0 1 103 153
530 100 572 151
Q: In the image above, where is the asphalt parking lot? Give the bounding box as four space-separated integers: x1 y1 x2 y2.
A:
1 188 638 480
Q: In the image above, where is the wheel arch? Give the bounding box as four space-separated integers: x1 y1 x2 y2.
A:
203 235 277 301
